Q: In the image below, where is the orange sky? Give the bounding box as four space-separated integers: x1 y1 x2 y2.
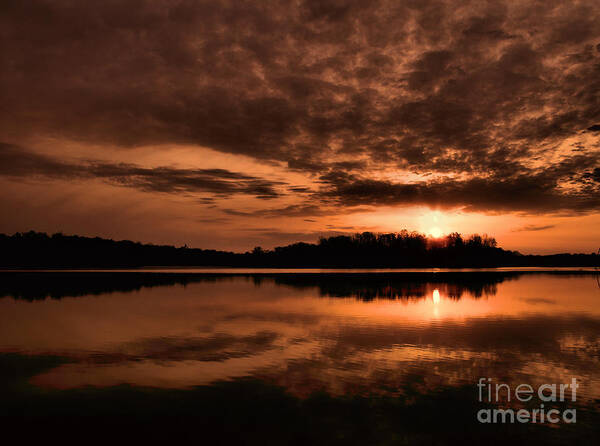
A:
1 0 600 253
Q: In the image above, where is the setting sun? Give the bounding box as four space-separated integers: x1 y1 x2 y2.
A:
429 227 443 238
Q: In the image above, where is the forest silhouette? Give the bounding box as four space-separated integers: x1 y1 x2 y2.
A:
0 271 526 301
0 230 598 268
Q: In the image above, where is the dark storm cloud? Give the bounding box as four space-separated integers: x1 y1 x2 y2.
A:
0 143 282 199
1 0 600 214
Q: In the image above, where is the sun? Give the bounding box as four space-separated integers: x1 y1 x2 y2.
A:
429 226 443 238
420 211 447 239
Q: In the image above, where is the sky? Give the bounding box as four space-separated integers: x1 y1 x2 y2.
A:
1 0 599 253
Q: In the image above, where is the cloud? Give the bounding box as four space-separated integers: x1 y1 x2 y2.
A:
222 204 333 217
512 224 556 232
1 0 600 217
315 152 600 213
582 167 600 183
0 143 283 199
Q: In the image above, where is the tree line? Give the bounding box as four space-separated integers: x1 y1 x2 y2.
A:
0 230 598 268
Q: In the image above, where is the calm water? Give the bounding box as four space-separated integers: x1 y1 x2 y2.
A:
1 270 600 442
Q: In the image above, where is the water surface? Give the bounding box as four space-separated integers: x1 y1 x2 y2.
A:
2 270 600 402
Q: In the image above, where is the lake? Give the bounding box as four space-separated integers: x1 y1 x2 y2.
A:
1 270 600 444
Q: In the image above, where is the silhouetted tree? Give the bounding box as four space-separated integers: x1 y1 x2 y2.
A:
0 230 597 268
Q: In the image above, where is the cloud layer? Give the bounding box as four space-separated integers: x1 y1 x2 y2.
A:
1 0 600 228
0 143 282 199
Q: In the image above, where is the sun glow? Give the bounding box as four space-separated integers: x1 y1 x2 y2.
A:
429 227 443 238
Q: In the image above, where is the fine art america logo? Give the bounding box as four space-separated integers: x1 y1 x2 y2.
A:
476 377 578 424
